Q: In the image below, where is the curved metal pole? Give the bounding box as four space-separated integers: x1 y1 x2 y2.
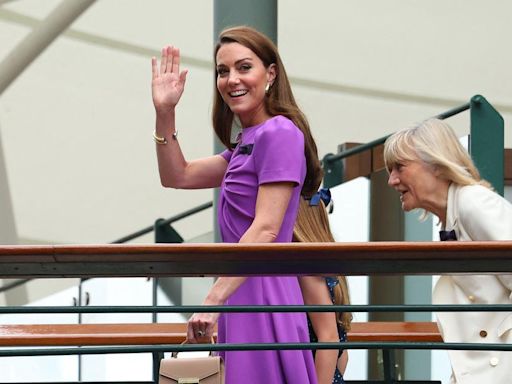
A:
0 0 96 94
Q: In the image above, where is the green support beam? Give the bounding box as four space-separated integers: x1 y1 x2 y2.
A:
469 95 505 196
323 152 344 189
212 0 278 242
213 0 277 43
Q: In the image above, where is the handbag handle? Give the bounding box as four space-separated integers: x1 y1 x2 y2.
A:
172 338 216 358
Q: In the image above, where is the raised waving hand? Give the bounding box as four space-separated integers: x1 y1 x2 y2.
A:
151 46 188 113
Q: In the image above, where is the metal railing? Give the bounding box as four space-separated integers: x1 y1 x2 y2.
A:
0 201 213 295
111 201 213 244
322 94 504 194
0 94 507 383
1 242 511 384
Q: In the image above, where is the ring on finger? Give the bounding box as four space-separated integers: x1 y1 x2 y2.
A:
197 330 205 337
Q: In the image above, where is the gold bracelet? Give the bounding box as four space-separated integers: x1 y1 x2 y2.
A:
153 130 177 145
153 131 167 144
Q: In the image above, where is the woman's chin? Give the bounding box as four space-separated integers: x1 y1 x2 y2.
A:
401 202 413 212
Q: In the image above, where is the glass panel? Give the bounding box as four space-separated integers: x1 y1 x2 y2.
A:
329 177 370 381
80 277 153 381
0 279 79 382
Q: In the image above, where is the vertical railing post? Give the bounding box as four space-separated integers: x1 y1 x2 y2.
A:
154 219 184 319
469 95 505 195
153 351 164 384
382 349 398 384
154 219 184 244
322 153 344 188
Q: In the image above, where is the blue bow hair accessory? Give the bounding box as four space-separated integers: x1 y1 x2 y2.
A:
308 188 331 207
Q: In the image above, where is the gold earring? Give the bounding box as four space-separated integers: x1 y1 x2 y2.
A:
265 83 271 94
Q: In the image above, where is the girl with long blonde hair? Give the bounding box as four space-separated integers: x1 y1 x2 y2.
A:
294 190 352 384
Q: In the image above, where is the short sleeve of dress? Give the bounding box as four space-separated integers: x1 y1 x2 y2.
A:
219 149 233 163
253 118 305 185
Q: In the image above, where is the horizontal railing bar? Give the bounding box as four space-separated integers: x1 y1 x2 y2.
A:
0 203 214 294
1 304 511 314
324 101 470 164
111 202 213 244
110 226 155 244
1 241 512 277
324 135 390 163
435 102 470 120
0 341 511 357
157 201 213 227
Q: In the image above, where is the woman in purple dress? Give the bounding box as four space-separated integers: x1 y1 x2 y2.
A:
151 26 322 383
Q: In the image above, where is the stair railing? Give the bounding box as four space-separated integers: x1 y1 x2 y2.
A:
322 94 504 195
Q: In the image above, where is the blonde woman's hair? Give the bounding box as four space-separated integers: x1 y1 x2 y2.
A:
383 118 491 189
293 198 352 330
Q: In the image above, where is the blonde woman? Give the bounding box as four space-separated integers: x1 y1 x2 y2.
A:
294 190 352 384
384 118 512 384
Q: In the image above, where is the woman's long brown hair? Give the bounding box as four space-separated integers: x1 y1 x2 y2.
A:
212 26 323 197
293 198 353 330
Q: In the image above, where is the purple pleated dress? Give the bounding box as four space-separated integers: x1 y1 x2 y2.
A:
217 115 317 384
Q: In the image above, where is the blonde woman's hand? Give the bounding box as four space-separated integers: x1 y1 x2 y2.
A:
187 312 219 343
151 45 188 114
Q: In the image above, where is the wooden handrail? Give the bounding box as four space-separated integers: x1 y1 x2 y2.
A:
0 322 442 347
340 144 512 186
1 242 512 278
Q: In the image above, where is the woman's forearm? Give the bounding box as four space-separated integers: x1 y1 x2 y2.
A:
338 350 348 375
203 202 283 305
155 110 189 188
238 221 279 243
203 277 248 305
315 349 339 384
238 183 295 243
299 276 340 383
200 184 294 310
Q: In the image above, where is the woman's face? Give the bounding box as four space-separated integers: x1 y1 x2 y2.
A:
387 159 443 212
216 42 275 127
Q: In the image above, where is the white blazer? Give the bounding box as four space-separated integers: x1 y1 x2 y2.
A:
432 183 512 384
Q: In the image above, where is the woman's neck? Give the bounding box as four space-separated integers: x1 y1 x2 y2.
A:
423 180 450 226
239 107 272 128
